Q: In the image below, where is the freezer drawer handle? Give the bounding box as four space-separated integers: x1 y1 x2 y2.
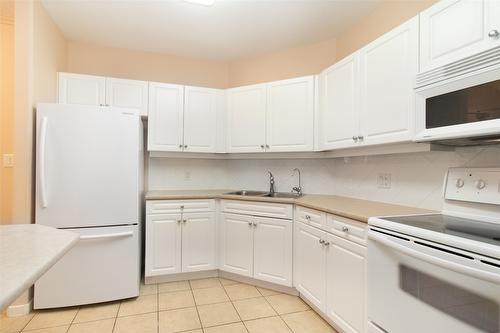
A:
79 231 134 240
39 116 49 208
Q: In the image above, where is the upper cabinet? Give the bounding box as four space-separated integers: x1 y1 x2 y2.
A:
147 82 185 152
266 76 315 152
147 82 224 153
420 0 500 72
58 73 149 116
358 16 418 146
318 17 418 150
226 76 316 153
105 78 149 116
319 54 360 150
226 84 267 153
58 73 105 107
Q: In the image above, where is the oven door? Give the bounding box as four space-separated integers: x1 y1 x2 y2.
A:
368 227 500 333
414 65 500 143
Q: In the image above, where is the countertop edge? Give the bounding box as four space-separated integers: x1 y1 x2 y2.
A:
0 228 79 311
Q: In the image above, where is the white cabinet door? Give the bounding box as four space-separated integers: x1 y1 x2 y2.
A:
58 72 105 106
147 82 184 151
105 78 149 116
319 54 360 150
294 221 327 312
145 213 182 277
359 17 418 146
183 86 218 153
226 84 267 153
266 76 315 152
253 216 293 287
219 213 254 277
182 212 216 273
420 0 500 72
326 234 366 333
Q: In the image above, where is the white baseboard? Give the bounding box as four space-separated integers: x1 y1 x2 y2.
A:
6 300 32 317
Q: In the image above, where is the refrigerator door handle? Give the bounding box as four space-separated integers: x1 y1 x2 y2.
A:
39 116 49 208
79 231 134 240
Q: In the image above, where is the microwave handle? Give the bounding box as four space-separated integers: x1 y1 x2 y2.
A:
368 230 500 284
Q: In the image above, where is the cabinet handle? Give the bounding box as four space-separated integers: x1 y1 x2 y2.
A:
260 144 265 149
305 215 311 220
248 222 253 226
342 226 349 233
488 30 499 38
319 239 324 244
357 136 364 141
324 241 330 246
352 136 358 142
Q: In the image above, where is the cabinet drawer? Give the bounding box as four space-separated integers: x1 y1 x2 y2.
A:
327 214 367 245
221 200 293 219
146 199 215 214
295 206 326 229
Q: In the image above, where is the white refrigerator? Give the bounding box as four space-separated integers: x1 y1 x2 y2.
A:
34 103 142 309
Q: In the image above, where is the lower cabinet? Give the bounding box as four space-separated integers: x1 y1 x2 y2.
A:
145 208 216 277
294 221 327 312
294 215 367 333
326 233 366 333
219 212 293 287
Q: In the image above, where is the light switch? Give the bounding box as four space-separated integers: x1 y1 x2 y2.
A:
3 154 14 168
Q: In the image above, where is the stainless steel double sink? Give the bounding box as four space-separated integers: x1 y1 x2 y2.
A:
224 190 302 199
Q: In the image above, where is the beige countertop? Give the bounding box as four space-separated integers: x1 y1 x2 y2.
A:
0 224 79 311
145 190 435 223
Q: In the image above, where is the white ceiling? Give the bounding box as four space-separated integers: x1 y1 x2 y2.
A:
41 0 381 61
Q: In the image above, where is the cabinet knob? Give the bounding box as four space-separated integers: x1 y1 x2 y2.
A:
352 136 358 142
475 179 486 190
183 219 187 223
180 205 184 209
253 222 257 227
488 30 499 38
260 144 265 149
357 136 364 141
179 144 183 149
177 220 181 223
324 241 330 246
265 144 270 149
319 239 324 244
342 226 349 233
305 215 311 220
248 222 253 226
184 145 188 149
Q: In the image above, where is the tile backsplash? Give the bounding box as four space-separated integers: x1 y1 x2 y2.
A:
147 145 500 210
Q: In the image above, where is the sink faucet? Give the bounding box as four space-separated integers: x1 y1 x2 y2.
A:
292 168 302 196
268 171 275 194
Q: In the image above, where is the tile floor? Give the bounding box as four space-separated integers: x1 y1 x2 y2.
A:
0 278 337 333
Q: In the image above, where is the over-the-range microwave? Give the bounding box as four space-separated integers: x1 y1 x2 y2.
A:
414 46 500 146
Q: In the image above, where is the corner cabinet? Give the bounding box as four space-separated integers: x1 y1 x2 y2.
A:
318 16 418 150
419 0 500 72
147 83 224 153
226 76 316 153
58 73 149 116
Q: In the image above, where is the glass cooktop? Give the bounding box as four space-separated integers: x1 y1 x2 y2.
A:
384 214 500 247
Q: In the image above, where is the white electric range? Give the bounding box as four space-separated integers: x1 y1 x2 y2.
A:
368 167 500 333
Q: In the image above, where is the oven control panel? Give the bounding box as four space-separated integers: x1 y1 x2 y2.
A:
445 168 500 205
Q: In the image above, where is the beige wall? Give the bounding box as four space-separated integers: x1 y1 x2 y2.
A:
227 37 336 87
0 4 15 224
66 41 229 89
335 0 437 61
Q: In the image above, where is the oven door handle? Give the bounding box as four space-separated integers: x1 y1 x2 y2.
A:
369 230 500 284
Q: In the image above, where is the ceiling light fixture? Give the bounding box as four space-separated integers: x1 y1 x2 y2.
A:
182 0 215 6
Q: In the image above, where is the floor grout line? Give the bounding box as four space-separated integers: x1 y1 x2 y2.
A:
220 279 248 333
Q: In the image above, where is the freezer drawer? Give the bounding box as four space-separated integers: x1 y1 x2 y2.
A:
34 225 140 309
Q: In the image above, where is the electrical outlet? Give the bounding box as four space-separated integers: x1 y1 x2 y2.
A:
377 173 391 189
184 171 191 181
3 154 14 168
